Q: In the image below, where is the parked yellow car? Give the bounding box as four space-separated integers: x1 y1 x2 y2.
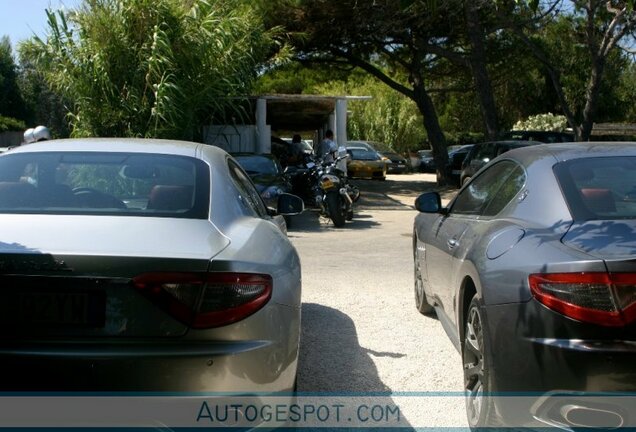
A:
346 147 387 180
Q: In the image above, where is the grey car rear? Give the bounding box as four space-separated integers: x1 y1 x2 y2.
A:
0 139 301 393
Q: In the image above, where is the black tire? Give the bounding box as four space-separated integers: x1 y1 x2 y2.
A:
346 209 353 221
463 295 501 428
414 247 434 314
325 191 346 227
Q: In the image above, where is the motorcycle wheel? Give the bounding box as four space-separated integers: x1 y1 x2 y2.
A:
326 191 346 227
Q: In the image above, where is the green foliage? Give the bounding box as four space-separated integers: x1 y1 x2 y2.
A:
255 62 352 94
311 73 426 152
0 36 27 121
512 113 567 131
20 0 280 140
0 115 26 133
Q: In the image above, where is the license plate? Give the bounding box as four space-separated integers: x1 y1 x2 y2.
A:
321 179 334 190
15 291 106 327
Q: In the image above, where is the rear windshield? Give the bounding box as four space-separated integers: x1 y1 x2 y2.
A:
0 152 210 218
554 157 636 220
349 149 381 161
234 155 280 175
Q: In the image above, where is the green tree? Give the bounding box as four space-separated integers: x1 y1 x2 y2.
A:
501 0 636 140
313 75 427 153
0 36 27 122
20 0 281 140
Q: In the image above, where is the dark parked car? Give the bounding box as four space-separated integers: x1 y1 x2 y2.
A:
232 153 292 210
460 140 539 186
436 145 473 186
379 151 409 174
413 142 636 429
417 150 435 172
501 130 574 143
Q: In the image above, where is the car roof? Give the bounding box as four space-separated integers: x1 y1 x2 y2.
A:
232 152 275 159
4 138 210 158
504 142 636 164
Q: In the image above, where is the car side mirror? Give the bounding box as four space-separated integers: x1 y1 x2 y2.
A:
415 192 447 214
277 193 304 215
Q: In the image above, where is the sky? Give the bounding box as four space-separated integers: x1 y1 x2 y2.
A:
0 0 82 50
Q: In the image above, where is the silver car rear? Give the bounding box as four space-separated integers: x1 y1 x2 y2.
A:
0 139 301 393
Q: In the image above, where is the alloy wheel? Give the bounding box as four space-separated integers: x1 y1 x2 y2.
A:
463 305 485 426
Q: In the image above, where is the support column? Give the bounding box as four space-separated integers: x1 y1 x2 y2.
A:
335 99 348 146
335 98 348 174
256 98 270 154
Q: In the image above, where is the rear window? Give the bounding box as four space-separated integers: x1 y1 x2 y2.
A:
349 149 381 161
234 155 280 175
555 157 636 220
0 152 210 218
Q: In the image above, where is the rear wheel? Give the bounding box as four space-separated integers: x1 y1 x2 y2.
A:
463 295 500 428
326 191 346 227
414 247 434 314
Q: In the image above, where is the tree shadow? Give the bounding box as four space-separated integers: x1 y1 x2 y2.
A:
298 303 415 429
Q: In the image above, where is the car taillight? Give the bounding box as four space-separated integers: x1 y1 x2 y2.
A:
529 272 636 327
133 272 272 329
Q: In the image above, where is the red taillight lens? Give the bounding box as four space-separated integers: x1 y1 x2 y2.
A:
133 272 272 329
529 272 636 327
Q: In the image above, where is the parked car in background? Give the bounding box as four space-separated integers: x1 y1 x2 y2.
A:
436 144 473 186
346 147 387 180
0 138 304 393
379 151 409 174
346 140 383 152
413 142 636 429
501 130 574 143
417 149 435 172
460 140 540 186
232 153 292 210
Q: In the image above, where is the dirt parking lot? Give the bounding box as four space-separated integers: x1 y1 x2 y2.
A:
288 173 468 428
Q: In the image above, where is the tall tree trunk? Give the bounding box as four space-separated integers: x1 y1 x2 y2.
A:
465 1 499 140
579 57 605 141
413 85 450 184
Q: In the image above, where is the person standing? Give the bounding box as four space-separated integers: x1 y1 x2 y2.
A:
320 130 338 163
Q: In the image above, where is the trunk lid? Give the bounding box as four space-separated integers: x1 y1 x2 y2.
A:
0 215 230 338
561 220 636 272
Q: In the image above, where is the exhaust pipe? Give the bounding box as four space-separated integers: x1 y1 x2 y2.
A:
340 187 353 204
560 404 624 429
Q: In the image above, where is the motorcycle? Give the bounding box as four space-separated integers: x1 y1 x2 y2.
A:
292 155 360 228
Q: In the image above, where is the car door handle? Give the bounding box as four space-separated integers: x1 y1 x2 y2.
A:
447 238 459 249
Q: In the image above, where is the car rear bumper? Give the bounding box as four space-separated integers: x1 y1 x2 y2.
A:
0 304 300 392
387 164 407 174
482 300 636 427
0 339 298 392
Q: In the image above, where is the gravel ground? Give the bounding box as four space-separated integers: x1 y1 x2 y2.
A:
288 173 469 429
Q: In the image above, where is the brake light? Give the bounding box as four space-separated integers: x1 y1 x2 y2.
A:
133 272 272 329
529 273 636 327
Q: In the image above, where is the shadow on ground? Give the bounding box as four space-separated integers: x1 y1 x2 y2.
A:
298 303 397 392
350 177 458 210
